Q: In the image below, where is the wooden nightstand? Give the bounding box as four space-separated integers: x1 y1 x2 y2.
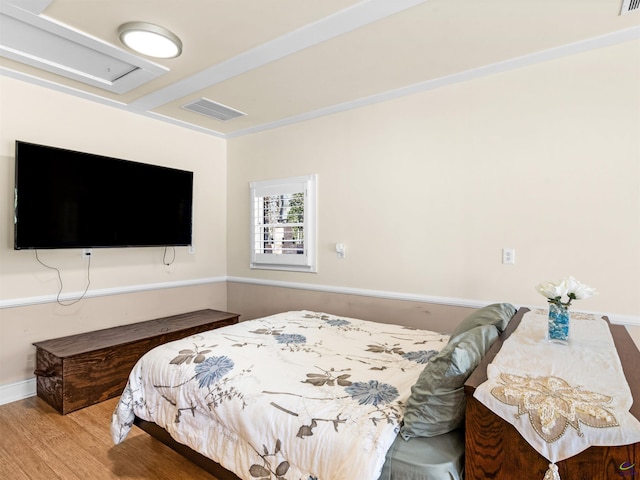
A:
464 308 640 479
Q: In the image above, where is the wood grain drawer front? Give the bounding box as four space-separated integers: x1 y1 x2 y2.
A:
33 309 239 414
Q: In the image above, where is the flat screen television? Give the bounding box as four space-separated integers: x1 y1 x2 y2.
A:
14 140 193 249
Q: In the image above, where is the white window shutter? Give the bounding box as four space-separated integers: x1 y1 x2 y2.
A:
250 174 317 272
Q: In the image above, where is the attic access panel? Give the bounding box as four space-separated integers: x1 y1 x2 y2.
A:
0 1 167 94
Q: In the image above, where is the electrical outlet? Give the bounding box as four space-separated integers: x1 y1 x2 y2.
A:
502 248 515 265
82 248 92 259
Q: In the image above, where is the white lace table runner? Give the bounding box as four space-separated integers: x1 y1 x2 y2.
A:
473 309 640 469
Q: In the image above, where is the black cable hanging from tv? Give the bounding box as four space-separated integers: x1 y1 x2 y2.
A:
163 246 176 266
34 250 91 306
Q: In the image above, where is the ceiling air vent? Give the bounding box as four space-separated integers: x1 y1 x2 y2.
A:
181 98 247 122
620 0 640 15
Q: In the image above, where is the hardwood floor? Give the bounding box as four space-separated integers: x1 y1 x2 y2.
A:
0 396 220 480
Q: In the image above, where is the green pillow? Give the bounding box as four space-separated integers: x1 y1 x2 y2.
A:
400 324 499 439
449 303 516 339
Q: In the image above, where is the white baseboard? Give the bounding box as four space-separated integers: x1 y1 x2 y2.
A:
0 377 36 406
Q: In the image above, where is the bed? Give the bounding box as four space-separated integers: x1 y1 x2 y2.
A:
111 305 518 480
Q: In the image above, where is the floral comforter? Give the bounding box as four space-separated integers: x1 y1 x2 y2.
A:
111 311 448 480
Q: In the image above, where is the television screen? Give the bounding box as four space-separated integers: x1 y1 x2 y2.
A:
14 141 193 249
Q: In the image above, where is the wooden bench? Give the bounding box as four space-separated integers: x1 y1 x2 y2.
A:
33 309 239 414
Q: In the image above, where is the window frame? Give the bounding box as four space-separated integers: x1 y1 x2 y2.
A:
249 174 317 272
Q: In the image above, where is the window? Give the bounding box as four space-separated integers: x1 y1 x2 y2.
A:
250 174 317 272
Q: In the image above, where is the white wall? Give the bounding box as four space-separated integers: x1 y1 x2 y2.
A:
227 39 640 323
0 76 228 387
1 37 638 396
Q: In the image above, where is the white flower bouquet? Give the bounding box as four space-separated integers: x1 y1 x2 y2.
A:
536 276 597 308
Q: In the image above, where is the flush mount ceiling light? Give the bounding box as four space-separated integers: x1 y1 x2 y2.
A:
118 22 182 59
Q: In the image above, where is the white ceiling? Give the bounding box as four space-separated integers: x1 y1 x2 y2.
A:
1 0 639 138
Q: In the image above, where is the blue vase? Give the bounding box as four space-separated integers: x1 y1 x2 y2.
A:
548 302 570 344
